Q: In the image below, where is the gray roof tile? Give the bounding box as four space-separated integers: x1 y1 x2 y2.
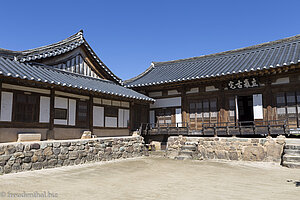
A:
0 57 154 102
125 34 300 87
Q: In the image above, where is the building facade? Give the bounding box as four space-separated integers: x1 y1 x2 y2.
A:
125 34 300 136
0 31 154 143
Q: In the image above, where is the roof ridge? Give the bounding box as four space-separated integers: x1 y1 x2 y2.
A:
124 63 155 84
153 33 300 66
20 30 83 55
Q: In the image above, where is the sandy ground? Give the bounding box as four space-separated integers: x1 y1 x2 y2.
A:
0 157 299 200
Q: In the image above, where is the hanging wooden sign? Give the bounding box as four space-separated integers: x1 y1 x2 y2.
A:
228 78 259 90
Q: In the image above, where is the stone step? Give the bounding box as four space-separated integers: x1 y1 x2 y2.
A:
285 139 300 145
181 145 197 151
179 150 193 156
282 161 300 169
175 155 191 160
284 144 300 150
284 149 300 155
283 155 300 162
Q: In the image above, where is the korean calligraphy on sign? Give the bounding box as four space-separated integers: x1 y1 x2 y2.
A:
228 78 258 90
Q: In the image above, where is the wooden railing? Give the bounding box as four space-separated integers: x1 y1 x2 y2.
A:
139 119 297 136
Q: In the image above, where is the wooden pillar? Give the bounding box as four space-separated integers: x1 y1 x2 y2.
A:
263 78 273 122
130 101 135 131
47 88 55 140
89 95 93 132
181 86 188 126
219 83 227 125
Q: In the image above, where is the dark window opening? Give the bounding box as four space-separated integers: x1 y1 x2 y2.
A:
105 106 118 117
76 101 89 128
54 108 67 120
14 93 39 123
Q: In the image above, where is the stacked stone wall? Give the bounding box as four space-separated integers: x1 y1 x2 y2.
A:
0 136 146 175
167 136 286 163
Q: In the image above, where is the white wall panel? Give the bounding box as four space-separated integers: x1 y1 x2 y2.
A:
68 99 76 126
93 106 104 127
0 92 13 122
118 109 124 127
150 97 181 108
123 109 130 128
39 96 50 123
105 117 117 127
253 94 263 119
54 97 68 109
54 119 67 125
175 108 182 127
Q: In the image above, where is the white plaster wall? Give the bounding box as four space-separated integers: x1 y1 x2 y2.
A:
118 109 124 127
253 94 263 119
93 106 104 127
39 96 50 123
105 117 117 128
123 109 129 128
176 108 182 127
54 97 68 109
0 92 13 122
68 99 76 126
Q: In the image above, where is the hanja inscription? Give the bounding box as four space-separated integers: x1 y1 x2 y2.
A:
228 78 258 89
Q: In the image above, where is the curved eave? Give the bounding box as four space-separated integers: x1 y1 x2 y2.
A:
0 72 154 103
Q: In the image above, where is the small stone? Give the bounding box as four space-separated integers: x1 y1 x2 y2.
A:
69 151 78 160
53 142 61 148
12 163 21 172
5 145 16 154
31 155 38 163
24 151 33 157
32 162 43 170
43 147 53 156
61 142 71 147
30 143 40 150
40 143 48 149
13 152 25 158
4 165 12 174
53 148 61 155
16 143 24 152
22 163 32 171
23 157 31 163
61 147 69 155
48 159 58 167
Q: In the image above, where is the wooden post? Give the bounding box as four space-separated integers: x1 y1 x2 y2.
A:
89 95 93 133
181 86 188 127
47 88 55 140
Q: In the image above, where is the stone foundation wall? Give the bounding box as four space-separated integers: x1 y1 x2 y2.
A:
0 136 146 175
167 136 286 163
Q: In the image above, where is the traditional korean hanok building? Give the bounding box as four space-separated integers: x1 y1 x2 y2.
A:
125 34 300 137
0 30 154 143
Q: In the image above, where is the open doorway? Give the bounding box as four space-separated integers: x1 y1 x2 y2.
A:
237 95 254 124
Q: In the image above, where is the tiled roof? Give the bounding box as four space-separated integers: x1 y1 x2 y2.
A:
0 30 122 84
0 57 154 102
125 34 300 87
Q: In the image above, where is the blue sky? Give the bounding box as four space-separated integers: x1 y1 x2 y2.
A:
1 0 300 80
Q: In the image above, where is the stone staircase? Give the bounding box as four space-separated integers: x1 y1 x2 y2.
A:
282 139 300 168
175 142 198 160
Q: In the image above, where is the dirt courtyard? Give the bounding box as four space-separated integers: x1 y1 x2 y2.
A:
0 157 299 200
